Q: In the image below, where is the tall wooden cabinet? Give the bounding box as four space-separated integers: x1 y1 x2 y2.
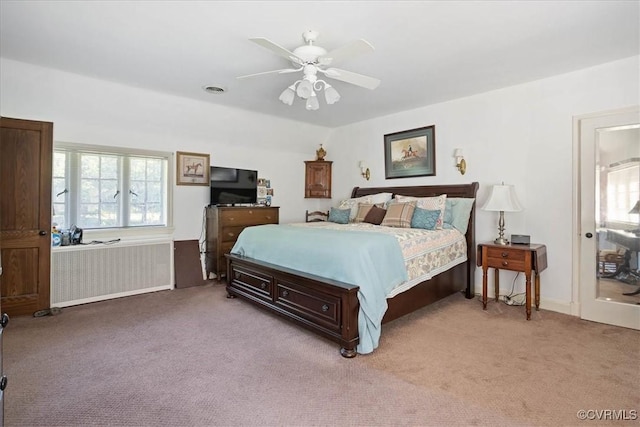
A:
205 206 279 279
304 160 332 198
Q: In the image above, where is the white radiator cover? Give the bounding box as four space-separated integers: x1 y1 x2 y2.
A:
51 238 174 307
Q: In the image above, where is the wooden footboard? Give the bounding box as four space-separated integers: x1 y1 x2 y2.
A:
226 254 360 357
226 182 479 357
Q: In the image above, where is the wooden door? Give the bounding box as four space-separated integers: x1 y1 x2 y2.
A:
577 107 640 330
0 117 52 317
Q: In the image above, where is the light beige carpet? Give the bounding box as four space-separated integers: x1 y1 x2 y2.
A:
364 291 640 426
4 282 638 426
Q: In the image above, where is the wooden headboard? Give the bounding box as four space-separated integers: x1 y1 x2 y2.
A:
351 182 480 298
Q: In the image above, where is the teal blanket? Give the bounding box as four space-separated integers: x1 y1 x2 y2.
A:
231 224 408 354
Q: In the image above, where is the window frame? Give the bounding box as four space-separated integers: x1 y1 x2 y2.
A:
53 141 174 241
605 160 639 227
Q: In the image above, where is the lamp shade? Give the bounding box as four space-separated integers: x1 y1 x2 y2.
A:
481 184 523 212
278 85 296 105
324 84 340 105
296 80 313 99
630 200 640 214
305 92 319 111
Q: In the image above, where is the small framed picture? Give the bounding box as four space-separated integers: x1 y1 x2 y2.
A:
266 188 274 196
176 151 210 186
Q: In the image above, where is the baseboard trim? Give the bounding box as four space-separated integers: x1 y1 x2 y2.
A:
474 292 575 316
53 284 174 308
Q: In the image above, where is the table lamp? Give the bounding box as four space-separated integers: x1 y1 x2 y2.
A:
482 184 523 245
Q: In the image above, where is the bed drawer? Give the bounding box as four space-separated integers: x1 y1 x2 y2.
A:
485 247 525 271
219 208 279 226
228 264 272 303
274 279 341 332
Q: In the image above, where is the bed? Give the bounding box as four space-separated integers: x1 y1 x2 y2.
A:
225 182 479 357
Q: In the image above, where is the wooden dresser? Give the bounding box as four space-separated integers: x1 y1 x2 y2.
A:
206 206 279 279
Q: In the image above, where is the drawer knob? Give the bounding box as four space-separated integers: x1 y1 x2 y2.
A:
234 271 241 279
282 290 289 297
260 282 267 290
502 261 508 266
501 252 508 258
322 304 329 312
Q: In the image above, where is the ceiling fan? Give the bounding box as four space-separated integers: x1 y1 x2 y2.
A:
237 30 381 110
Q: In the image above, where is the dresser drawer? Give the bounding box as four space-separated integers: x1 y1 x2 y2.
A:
485 247 526 271
220 225 248 242
275 279 341 332
221 241 236 254
220 208 278 226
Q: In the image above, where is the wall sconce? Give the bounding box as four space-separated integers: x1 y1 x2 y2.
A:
454 149 466 175
359 161 370 180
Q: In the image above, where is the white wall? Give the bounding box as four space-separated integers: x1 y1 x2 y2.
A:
326 56 640 311
3 55 639 312
0 58 333 239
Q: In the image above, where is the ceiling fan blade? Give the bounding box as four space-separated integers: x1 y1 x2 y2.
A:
318 39 375 66
237 67 302 79
249 37 304 65
323 68 381 90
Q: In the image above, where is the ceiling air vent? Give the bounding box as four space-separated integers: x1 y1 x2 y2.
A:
203 85 226 94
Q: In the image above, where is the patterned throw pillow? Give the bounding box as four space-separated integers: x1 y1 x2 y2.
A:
394 194 447 229
354 203 372 223
381 202 416 228
328 207 350 224
354 203 385 223
338 196 372 221
411 207 441 230
363 206 387 225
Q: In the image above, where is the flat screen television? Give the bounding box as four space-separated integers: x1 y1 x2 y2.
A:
209 166 258 206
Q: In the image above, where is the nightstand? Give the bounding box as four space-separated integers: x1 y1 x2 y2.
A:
476 242 548 320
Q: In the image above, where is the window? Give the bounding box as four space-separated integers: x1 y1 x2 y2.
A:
53 143 172 231
606 162 640 224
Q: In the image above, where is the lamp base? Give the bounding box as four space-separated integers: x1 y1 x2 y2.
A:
494 237 510 245
494 211 509 245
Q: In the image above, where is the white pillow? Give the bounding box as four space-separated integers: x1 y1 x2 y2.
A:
338 196 372 221
368 192 393 205
394 194 447 229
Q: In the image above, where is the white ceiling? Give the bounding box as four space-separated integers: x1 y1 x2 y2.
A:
1 1 638 128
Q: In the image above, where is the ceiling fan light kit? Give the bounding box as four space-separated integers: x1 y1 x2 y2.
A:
238 31 380 111
324 84 340 104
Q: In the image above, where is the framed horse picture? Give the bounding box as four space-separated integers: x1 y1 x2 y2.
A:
384 125 435 179
176 151 210 186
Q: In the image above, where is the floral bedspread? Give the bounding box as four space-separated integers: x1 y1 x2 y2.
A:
292 222 468 297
